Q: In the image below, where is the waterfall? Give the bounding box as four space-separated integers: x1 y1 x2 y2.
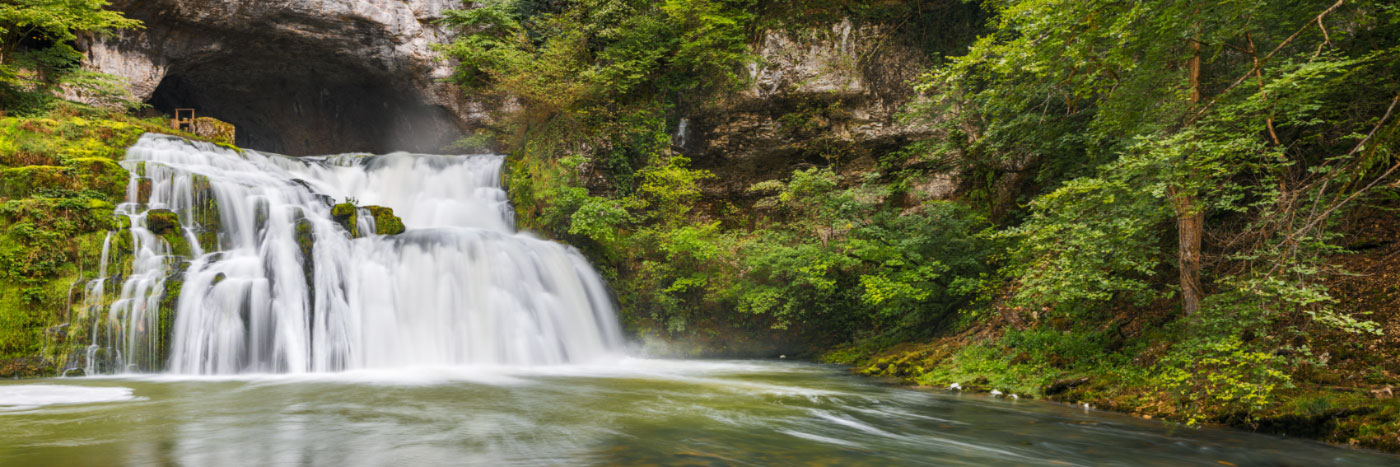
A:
79 134 623 374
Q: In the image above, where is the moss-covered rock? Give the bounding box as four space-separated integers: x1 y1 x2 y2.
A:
189 174 221 252
0 160 126 201
294 216 316 262
364 205 405 235
331 202 358 237
135 177 152 204
146 209 181 235
330 203 407 237
190 117 236 145
294 214 317 309
155 269 185 372
68 157 131 199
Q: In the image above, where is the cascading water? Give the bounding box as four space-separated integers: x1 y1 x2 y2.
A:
77 134 623 374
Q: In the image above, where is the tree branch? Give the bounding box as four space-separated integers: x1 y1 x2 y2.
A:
1191 0 1345 123
1270 90 1400 272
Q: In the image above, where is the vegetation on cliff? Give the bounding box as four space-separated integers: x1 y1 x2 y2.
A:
443 0 1400 449
442 0 990 352
0 0 227 377
0 102 176 375
1 0 142 114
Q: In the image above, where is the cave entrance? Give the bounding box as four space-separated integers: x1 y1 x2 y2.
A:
145 54 462 156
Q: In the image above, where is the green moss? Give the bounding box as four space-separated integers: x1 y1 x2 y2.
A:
330 202 356 220
145 209 191 258
295 216 315 261
191 117 236 145
365 206 406 235
329 204 406 237
0 166 69 198
0 198 120 237
294 215 316 306
146 209 180 234
189 175 221 252
0 101 242 168
331 202 358 237
154 271 184 372
0 101 218 376
0 228 110 376
65 157 129 199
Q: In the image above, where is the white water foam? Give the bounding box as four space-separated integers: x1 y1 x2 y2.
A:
79 135 624 375
0 385 137 411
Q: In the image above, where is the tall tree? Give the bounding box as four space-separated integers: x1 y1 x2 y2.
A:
919 0 1400 318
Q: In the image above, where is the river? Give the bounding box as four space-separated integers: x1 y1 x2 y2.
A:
2 359 1396 466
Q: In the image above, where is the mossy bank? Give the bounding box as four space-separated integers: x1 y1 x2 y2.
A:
0 102 231 376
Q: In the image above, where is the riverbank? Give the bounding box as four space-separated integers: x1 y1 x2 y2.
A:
834 334 1400 453
826 209 1400 452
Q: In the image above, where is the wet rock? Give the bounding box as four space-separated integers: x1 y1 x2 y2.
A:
146 209 181 235
136 178 152 204
146 209 193 257
364 206 406 236
189 174 222 251
331 202 358 237
1044 377 1091 396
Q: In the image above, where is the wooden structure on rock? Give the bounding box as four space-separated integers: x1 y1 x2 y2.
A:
170 108 236 146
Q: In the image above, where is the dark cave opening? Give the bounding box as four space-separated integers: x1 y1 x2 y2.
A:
145 52 462 156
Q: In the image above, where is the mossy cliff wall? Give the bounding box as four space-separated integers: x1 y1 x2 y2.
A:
0 103 214 376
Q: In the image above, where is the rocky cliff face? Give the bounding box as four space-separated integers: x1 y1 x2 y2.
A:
681 19 939 198
85 2 942 169
84 0 482 155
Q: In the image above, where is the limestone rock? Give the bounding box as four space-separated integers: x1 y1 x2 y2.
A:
83 0 486 155
683 20 937 197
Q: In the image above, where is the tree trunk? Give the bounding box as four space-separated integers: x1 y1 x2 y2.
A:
1176 24 1205 316
1172 188 1204 315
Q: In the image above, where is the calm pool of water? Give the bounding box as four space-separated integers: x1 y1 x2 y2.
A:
1 360 1393 466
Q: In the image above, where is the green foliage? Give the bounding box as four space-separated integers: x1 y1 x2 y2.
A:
830 0 1400 429
1000 165 1170 313
1 0 142 113
439 0 753 115
441 0 1400 433
1157 336 1293 425
914 343 1054 396
919 0 1400 329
